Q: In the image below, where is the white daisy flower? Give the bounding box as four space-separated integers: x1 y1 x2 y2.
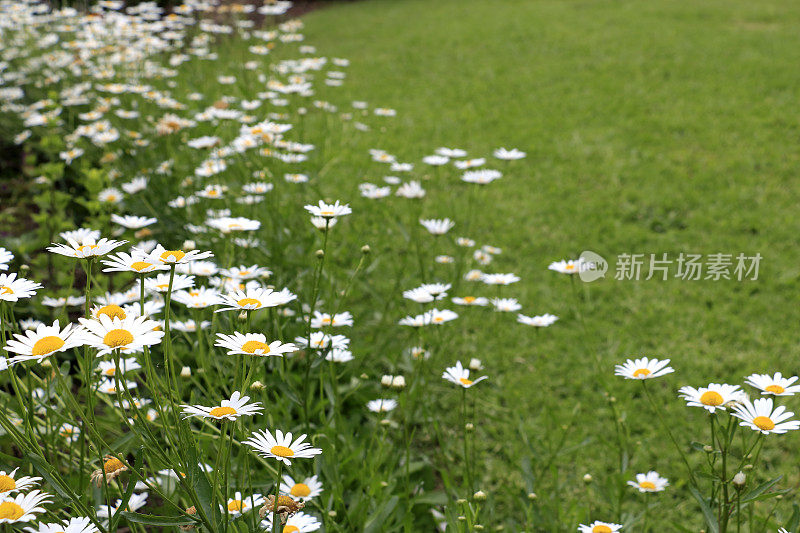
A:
78 315 164 355
244 429 322 466
110 215 157 229
22 516 98 533
206 217 261 233
325 348 354 363
678 383 744 412
97 379 137 395
614 357 674 380
490 298 522 312
295 332 350 351
216 287 296 312
577 521 623 533
97 492 148 519
0 273 43 302
548 259 586 275
627 471 669 493
182 391 263 421
4 320 84 365
96 357 141 377
146 245 214 265
222 492 264 516
732 397 800 435
480 273 520 285
304 200 352 218
0 248 12 271
261 511 320 532
144 273 195 294
101 252 169 274
309 311 353 328
517 313 559 327
745 373 800 396
219 265 271 280
215 332 297 357
280 474 323 501
493 147 526 160
451 296 489 306
47 238 126 259
0 490 52 524
367 399 397 413
172 287 221 309
419 218 455 235
442 361 487 389
0 468 41 495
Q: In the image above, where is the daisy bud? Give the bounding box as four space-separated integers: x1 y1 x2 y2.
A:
328 511 336 518
315 249 325 258
391 376 406 390
180 366 191 378
457 516 467 522
380 481 388 487
583 474 592 483
182 240 196 251
473 526 484 531
251 380 266 391
703 445 713 453
527 492 537 500
456 499 467 505
465 423 474 431
360 373 368 380
473 490 487 501
361 245 371 254
381 375 393 387
469 358 483 371
41 358 52 369
380 419 392 426
733 471 746 489
238 311 247 321
743 464 754 471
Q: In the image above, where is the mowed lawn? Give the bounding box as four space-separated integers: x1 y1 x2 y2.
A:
297 0 800 528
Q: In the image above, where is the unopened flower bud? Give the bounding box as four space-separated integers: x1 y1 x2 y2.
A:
583 474 592 483
180 366 191 378
457 516 467 522
361 245 371 254
315 249 324 258
473 526 484 531
360 373 368 380
733 471 746 488
381 375 393 387
238 311 247 321
182 240 196 251
250 381 266 391
465 423 474 431
380 481 388 487
328 510 336 518
473 490 487 501
469 358 483 371
391 376 406 390
703 445 714 453
527 492 537 500
456 499 467 505
743 464 754 471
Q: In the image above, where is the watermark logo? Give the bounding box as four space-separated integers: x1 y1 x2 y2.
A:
578 250 608 282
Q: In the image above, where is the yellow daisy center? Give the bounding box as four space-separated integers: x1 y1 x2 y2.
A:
592 527 612 533
284 527 299 533
209 406 237 418
130 261 153 272
632 368 650 378
241 340 270 354
0 475 16 492
463 296 476 303
104 457 126 474
290 483 311 497
156 283 169 291
639 481 656 490
0 501 24 521
0 286 14 295
753 416 775 431
766 384 785 394
237 298 261 307
459 378 473 386
432 316 444 323
103 329 134 348
160 250 185 262
227 500 243 512
320 210 334 216
104 368 116 376
31 335 65 356
565 264 575 270
700 391 724 406
77 244 98 254
270 445 295 458
98 304 126 320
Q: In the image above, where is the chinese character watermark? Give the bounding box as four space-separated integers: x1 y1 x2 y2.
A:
577 251 761 282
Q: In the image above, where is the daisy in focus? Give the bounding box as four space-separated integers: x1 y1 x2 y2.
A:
678 384 744 413
78 315 164 355
0 490 52 524
0 273 43 302
222 492 264 516
244 429 322 466
47 238 126 259
216 287 296 312
745 372 800 396
0 468 41 495
627 471 668 493
215 332 297 357
578 521 623 533
732 397 800 435
4 320 84 365
280 474 323 501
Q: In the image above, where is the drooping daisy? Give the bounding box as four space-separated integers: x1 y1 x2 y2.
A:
517 313 559 327
0 490 52 524
4 320 84 365
310 311 353 328
304 200 351 218
101 252 169 274
745 373 800 396
222 492 264 516
216 287 296 312
0 273 43 302
577 521 623 533
243 429 322 466
442 361 487 388
732 397 800 435
261 510 321 532
627 471 669 493
146 245 214 265
614 357 674 380
419 218 455 235
90 456 129 487
78 315 164 355
0 469 41 495
678 384 744 413
215 333 297 357
367 399 397 413
0 248 12 271
110 215 157 229
22 516 99 533
280 474 323 501
47 238 126 259
182 391 263 421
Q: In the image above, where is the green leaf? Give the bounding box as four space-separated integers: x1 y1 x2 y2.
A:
26 453 74 501
688 486 719 533
740 475 782 503
364 495 399 533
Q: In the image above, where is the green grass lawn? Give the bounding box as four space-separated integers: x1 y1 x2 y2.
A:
296 0 800 528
